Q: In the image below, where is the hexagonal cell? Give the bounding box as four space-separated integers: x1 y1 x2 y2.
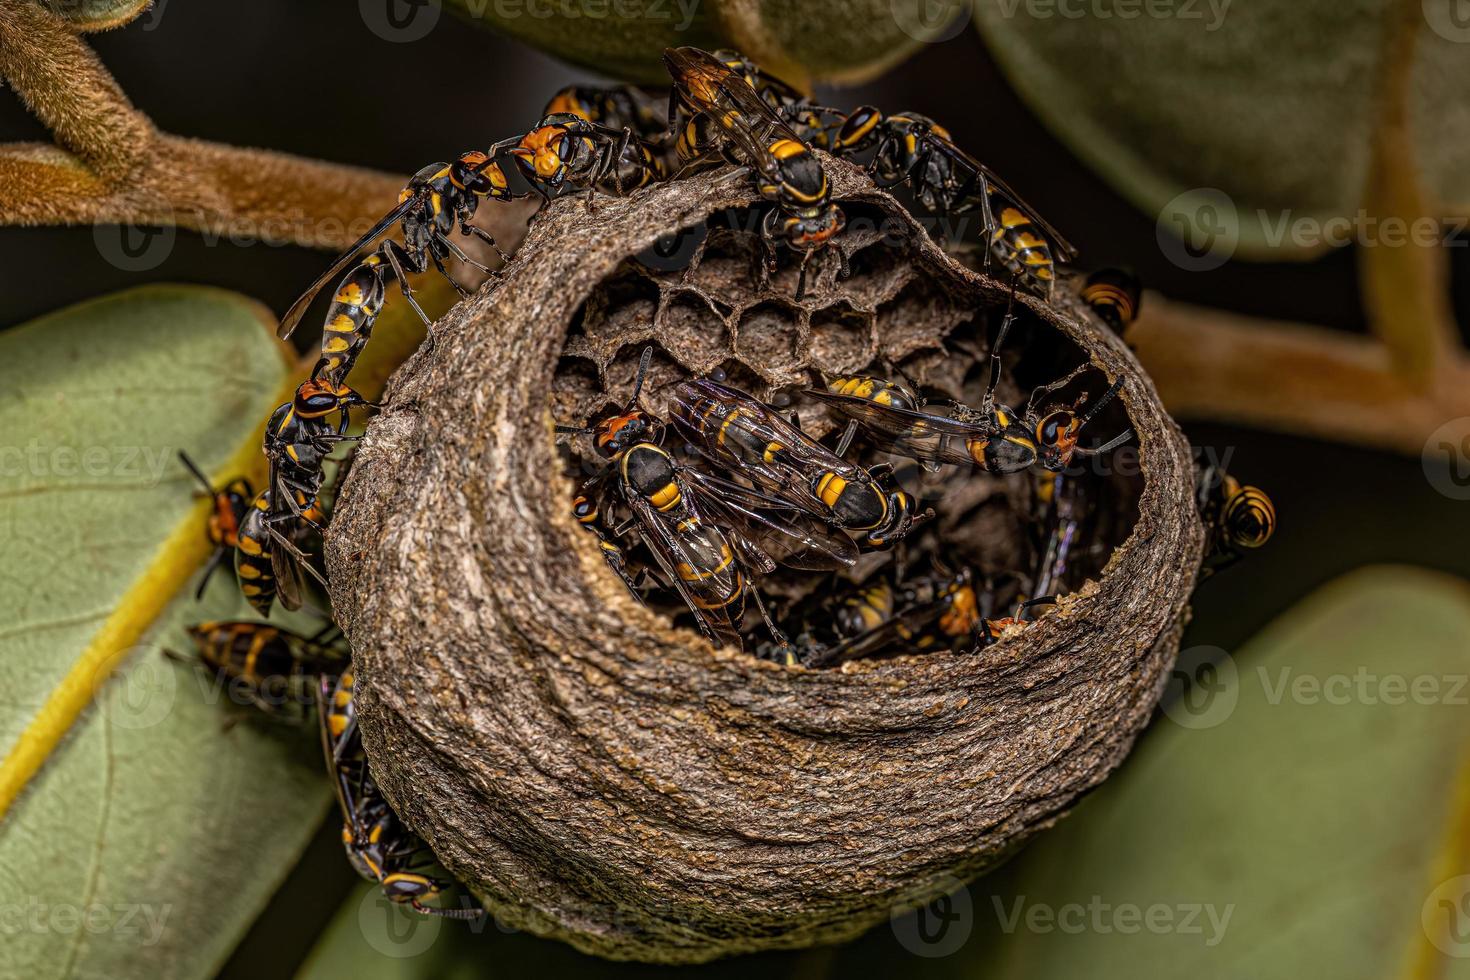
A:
839 241 912 311
656 290 731 375
876 279 970 362
603 343 684 415
550 353 605 426
583 265 661 344
690 223 764 308
733 301 805 381
807 302 876 376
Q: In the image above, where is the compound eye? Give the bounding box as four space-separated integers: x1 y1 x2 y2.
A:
1036 412 1073 447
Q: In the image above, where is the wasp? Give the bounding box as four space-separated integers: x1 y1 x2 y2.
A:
807 293 1132 476
167 619 347 715
1080 268 1143 335
279 153 516 361
317 673 483 919
490 112 664 210
830 107 1077 297
233 488 327 616
670 375 922 547
543 85 668 141
663 46 845 294
559 350 855 654
1197 465 1275 577
178 451 254 600
706 49 837 148
264 379 369 522
805 566 987 666
571 481 642 598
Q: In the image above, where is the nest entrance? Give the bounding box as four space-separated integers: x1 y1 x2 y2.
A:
552 201 1142 664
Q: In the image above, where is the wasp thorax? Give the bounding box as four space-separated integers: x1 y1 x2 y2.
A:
328 156 1209 963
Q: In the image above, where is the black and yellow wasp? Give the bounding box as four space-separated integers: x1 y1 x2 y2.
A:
278 152 516 370
669 376 921 547
803 566 988 667
233 488 327 617
178 451 253 600
831 107 1077 298
559 350 855 654
317 672 483 919
663 46 845 291
167 619 347 715
492 112 664 208
543 85 668 142
807 294 1132 476
1196 465 1275 578
706 49 836 148
1079 268 1143 335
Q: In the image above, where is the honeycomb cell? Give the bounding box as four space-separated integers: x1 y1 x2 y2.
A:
807 302 876 376
733 301 805 381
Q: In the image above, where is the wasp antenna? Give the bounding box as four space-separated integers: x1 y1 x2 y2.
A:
1078 379 1125 426
415 902 486 920
627 346 654 408
554 424 592 436
1084 427 1135 456
177 450 215 495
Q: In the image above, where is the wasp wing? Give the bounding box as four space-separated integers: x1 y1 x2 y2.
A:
803 388 993 468
625 488 744 648
930 133 1078 261
277 195 416 339
664 47 792 179
682 468 857 571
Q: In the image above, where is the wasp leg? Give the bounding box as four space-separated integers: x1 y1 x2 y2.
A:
379 241 433 328
834 419 859 458
435 232 494 277
194 549 227 600
460 222 512 266
430 251 473 300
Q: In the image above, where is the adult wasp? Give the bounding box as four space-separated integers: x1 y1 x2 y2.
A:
543 85 668 142
1080 268 1143 335
490 112 664 209
278 152 516 356
1197 465 1275 577
831 107 1076 298
663 46 845 296
318 673 483 919
178 451 253 600
807 293 1132 476
669 376 922 547
234 488 327 617
803 566 987 667
559 349 856 654
167 619 347 716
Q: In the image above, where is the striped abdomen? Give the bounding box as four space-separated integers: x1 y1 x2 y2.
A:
990 206 1060 295
1223 480 1275 550
234 491 277 616
315 257 386 385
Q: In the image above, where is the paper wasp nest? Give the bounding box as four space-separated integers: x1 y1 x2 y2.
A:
325 159 1205 962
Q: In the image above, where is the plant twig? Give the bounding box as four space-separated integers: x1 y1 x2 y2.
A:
1130 293 1470 454
0 0 404 250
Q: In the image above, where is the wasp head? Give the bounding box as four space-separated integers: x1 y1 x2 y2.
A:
293 379 365 419
452 151 513 202
1034 409 1083 471
591 409 662 459
767 202 845 253
513 123 577 184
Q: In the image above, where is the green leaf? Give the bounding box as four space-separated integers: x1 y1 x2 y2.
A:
973 0 1470 260
29 0 156 31
439 0 921 86
951 566 1470 979
0 285 332 980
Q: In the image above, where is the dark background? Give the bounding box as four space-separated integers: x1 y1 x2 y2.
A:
3 3 1465 976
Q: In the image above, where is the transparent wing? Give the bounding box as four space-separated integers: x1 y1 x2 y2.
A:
930 132 1078 261
683 468 857 571
803 389 991 467
626 490 744 647
277 195 415 339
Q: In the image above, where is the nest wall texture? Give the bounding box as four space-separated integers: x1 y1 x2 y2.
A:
324 159 1206 962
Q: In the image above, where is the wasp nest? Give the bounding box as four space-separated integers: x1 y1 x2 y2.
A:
325 158 1204 962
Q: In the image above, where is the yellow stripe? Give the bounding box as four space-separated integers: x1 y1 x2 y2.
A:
0 371 292 818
